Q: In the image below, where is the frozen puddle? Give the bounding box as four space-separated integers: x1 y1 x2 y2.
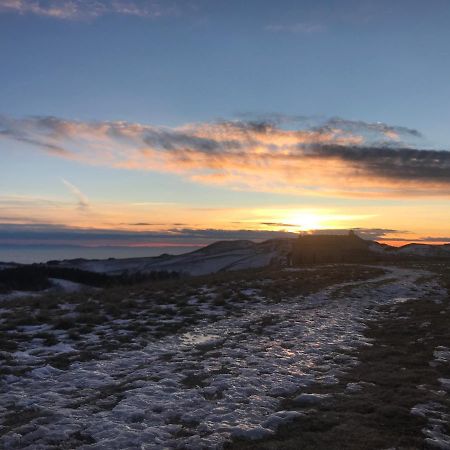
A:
181 332 224 350
0 267 445 449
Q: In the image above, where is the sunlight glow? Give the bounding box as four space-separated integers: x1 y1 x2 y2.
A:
285 212 324 231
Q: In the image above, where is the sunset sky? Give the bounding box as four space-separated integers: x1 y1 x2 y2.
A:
1 0 450 260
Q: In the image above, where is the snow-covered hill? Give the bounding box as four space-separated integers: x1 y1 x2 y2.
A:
371 242 450 258
0 262 19 271
394 243 450 257
54 239 296 276
3 237 448 280
48 238 450 277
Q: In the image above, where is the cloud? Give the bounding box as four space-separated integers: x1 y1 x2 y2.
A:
310 227 407 240
415 237 450 243
0 223 431 251
61 178 90 211
331 117 419 136
258 224 405 240
265 23 326 34
127 222 160 226
0 215 46 224
0 0 177 20
1 114 449 198
0 115 72 156
378 236 450 243
260 222 303 228
0 223 297 248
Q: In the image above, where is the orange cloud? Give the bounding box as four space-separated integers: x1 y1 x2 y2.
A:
1 114 448 198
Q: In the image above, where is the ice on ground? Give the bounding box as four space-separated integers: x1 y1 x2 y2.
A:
49 278 87 293
31 365 64 379
434 347 450 364
411 402 450 450
439 378 450 392
345 381 376 394
0 279 89 303
411 343 450 450
181 332 224 351
293 393 330 406
263 410 304 429
0 290 42 302
0 266 445 449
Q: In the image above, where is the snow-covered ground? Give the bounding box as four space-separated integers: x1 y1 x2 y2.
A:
49 278 88 293
0 266 446 449
0 279 88 303
52 239 295 276
412 345 450 449
0 290 43 302
371 242 450 258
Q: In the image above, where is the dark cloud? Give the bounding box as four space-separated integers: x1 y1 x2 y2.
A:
142 129 240 154
310 145 450 183
296 228 406 240
234 114 422 139
234 113 314 126
0 216 45 224
260 222 301 227
121 222 188 227
0 223 411 247
380 236 450 243
316 117 422 139
350 228 407 239
164 228 296 240
0 223 296 246
227 223 407 240
411 237 450 243
127 223 161 226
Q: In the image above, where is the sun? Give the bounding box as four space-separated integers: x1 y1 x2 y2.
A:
258 208 370 233
286 212 323 231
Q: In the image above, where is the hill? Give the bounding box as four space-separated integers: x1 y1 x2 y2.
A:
292 230 375 264
51 238 296 276
2 234 450 281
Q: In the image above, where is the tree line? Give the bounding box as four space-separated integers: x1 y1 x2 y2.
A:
0 264 180 293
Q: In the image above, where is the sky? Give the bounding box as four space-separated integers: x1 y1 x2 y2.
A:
1 0 450 260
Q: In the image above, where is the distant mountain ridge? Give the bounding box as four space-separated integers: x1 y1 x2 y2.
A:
37 234 450 276
47 238 294 276
373 241 450 258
